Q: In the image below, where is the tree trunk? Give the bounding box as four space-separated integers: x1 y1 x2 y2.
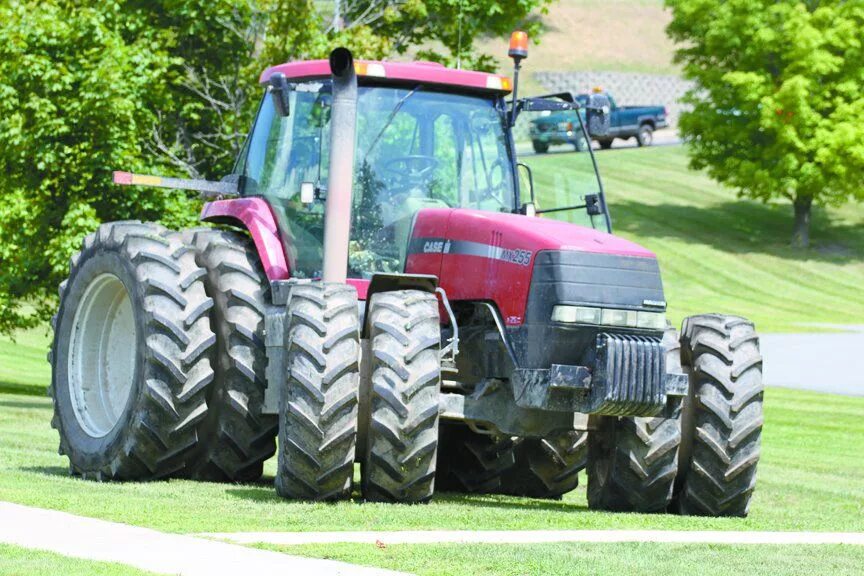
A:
792 195 813 249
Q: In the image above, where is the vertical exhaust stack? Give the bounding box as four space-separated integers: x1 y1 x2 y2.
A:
322 47 358 283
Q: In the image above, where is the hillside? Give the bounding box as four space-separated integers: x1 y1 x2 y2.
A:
478 0 678 75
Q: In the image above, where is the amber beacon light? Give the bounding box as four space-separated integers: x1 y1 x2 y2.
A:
508 31 529 62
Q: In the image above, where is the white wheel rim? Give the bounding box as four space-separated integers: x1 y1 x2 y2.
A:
68 273 138 438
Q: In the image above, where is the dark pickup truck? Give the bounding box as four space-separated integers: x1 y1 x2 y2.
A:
529 93 668 152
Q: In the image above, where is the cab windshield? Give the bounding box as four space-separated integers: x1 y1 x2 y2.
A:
238 82 516 279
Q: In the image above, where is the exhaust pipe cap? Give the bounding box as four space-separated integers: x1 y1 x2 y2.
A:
329 47 354 77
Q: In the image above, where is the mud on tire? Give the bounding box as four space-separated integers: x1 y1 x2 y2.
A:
276 282 360 501
676 314 763 517
586 327 683 512
182 228 277 482
50 222 216 480
363 290 441 503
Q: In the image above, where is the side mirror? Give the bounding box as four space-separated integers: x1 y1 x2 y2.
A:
585 193 603 216
300 181 315 204
517 162 536 210
269 72 291 117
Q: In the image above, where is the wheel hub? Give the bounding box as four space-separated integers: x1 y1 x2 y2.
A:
68 273 137 438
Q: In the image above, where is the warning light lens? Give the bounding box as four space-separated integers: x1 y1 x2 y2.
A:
508 31 529 60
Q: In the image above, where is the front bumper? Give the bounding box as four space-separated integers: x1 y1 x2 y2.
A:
511 333 687 417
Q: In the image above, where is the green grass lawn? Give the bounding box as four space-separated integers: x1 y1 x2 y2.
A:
0 543 155 576
522 145 864 332
1 386 862 535
280 542 864 576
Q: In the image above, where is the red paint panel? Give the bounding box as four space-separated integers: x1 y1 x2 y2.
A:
411 208 657 326
200 198 290 281
404 209 450 279
259 60 511 95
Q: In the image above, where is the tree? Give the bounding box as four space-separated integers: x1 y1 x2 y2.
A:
665 0 864 248
0 0 249 333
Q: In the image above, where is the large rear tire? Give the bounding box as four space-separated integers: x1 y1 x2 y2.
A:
499 431 587 499
275 282 361 501
362 290 441 503
586 327 682 512
436 427 585 500
50 222 216 480
435 424 515 494
182 229 277 482
676 314 763 517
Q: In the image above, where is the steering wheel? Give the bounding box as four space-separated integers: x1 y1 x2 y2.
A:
479 157 510 210
382 155 439 191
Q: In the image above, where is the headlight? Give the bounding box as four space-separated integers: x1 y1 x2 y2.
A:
552 305 665 330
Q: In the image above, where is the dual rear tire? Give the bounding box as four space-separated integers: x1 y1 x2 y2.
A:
51 223 276 482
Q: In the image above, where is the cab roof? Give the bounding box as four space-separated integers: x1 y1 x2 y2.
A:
260 59 513 95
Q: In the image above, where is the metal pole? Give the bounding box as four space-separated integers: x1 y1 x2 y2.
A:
322 48 358 283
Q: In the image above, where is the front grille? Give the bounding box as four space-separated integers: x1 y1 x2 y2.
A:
589 333 666 416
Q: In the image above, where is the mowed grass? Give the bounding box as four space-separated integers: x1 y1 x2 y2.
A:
0 543 155 576
0 325 51 396
280 542 864 576
523 145 864 332
0 385 862 535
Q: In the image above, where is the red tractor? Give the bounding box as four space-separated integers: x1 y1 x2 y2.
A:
50 35 763 516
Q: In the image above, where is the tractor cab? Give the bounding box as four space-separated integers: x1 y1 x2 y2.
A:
235 57 609 281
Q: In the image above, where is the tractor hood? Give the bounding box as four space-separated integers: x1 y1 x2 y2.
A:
405 208 662 327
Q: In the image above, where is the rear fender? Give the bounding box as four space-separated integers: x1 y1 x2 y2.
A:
200 198 290 281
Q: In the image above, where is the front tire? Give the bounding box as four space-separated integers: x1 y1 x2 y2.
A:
362 290 441 503
676 314 763 517
532 141 549 154
586 327 682 512
598 139 614 150
275 283 361 501
50 222 216 480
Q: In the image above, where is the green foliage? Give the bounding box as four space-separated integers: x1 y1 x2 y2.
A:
0 1 201 332
665 0 864 247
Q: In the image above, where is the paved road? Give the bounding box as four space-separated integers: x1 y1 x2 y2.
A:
0 502 407 576
761 328 864 396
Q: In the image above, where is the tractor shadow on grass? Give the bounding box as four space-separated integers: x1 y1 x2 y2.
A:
612 199 864 263
20 466 69 477
226 485 587 513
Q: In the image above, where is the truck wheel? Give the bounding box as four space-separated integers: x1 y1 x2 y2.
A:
598 139 614 150
498 431 587 499
182 229 277 482
532 141 549 154
275 283 360 501
637 125 654 147
50 222 216 480
363 290 441 503
676 314 763 517
435 423 515 493
586 327 682 512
